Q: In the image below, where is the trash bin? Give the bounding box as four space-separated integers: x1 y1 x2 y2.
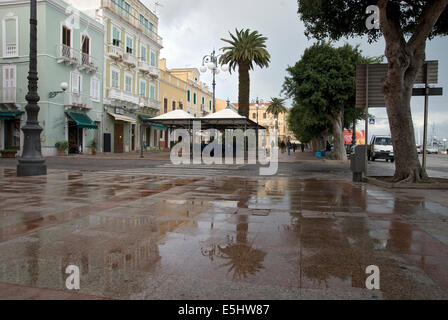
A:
350 145 366 182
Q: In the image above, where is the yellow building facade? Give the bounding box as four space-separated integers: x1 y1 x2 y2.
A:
158 58 213 148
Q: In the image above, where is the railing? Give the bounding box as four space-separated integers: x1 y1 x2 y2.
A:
140 96 160 110
138 59 151 73
123 52 138 67
1 88 16 103
64 92 92 109
102 0 163 46
4 44 17 57
80 53 98 72
56 44 78 64
107 44 124 60
148 66 160 78
108 88 140 105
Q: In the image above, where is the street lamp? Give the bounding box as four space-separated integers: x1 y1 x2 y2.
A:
200 50 229 113
48 82 68 98
17 0 47 176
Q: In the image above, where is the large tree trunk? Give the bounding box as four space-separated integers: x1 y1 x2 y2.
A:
329 111 347 161
238 63 250 117
378 0 447 182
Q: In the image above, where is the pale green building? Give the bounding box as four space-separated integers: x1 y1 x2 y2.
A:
0 0 104 156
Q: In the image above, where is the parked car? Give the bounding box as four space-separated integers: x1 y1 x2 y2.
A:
368 135 395 162
426 147 439 154
416 146 423 154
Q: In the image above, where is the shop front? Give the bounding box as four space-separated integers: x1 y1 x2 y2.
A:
66 112 98 154
0 105 23 152
139 114 166 150
107 112 136 153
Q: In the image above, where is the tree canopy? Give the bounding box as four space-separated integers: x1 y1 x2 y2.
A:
298 0 448 42
283 43 373 155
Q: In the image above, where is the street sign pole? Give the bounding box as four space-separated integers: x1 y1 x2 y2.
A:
422 64 429 170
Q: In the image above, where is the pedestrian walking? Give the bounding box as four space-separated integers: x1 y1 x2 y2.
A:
280 141 285 153
301 143 305 153
287 141 291 156
292 143 297 153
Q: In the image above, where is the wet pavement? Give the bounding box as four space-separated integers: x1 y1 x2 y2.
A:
0 167 447 300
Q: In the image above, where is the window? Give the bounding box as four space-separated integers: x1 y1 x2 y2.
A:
150 85 155 99
126 36 133 54
179 102 183 110
140 80 146 97
2 65 16 103
70 71 83 105
150 51 156 67
81 35 90 55
172 101 176 110
111 69 120 88
62 26 71 47
125 74 132 92
252 113 256 119
187 90 190 102
149 22 154 31
112 27 121 46
90 77 100 101
124 2 130 18
140 45 147 61
263 113 267 119
193 93 196 104
202 97 205 105
2 17 18 57
209 101 211 110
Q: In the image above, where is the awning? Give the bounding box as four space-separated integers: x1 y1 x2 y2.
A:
108 112 136 124
139 114 166 131
0 111 23 120
66 112 98 129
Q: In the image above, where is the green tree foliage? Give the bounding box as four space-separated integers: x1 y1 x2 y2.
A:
297 0 448 181
283 42 368 159
219 29 271 117
266 97 288 131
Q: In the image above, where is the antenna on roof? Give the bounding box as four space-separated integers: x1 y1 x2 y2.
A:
154 1 163 16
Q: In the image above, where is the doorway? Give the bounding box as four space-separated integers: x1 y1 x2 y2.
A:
3 119 20 149
131 124 135 151
114 121 124 153
68 121 83 154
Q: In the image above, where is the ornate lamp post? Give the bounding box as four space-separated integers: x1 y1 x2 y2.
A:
17 0 47 176
200 50 228 113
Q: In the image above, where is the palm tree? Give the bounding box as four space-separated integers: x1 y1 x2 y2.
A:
219 29 270 117
266 97 288 131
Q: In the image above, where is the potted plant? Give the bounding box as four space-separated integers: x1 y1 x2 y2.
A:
89 140 97 155
0 149 18 158
55 141 69 156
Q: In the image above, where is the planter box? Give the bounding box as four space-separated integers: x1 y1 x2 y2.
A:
1 152 17 158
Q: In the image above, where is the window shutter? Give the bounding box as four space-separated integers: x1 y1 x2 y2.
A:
71 72 79 94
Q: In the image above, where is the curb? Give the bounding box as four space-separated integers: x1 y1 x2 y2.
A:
366 176 448 189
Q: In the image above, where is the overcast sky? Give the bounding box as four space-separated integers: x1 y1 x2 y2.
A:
143 0 448 143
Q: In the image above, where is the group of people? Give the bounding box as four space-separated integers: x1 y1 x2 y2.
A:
280 140 305 155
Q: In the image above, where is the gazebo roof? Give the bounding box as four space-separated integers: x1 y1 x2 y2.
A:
152 109 195 120
202 108 245 119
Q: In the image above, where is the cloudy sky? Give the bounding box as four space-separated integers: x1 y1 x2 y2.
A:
139 0 447 143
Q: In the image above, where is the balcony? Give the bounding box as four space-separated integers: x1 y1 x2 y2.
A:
79 53 98 73
108 88 140 106
102 0 163 47
139 96 160 111
123 52 138 68
64 92 91 110
56 44 78 65
138 60 160 78
1 88 16 103
107 44 124 61
4 44 17 57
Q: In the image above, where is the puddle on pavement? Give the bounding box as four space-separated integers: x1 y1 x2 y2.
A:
0 168 447 299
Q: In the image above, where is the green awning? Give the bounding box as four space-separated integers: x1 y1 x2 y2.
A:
151 123 166 131
139 114 153 121
0 111 23 120
67 112 98 129
139 114 166 131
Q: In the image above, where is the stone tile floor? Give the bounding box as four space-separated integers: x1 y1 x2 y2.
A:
0 168 447 300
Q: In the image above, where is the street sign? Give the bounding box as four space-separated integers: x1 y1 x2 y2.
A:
356 61 439 108
412 87 443 96
369 119 375 125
